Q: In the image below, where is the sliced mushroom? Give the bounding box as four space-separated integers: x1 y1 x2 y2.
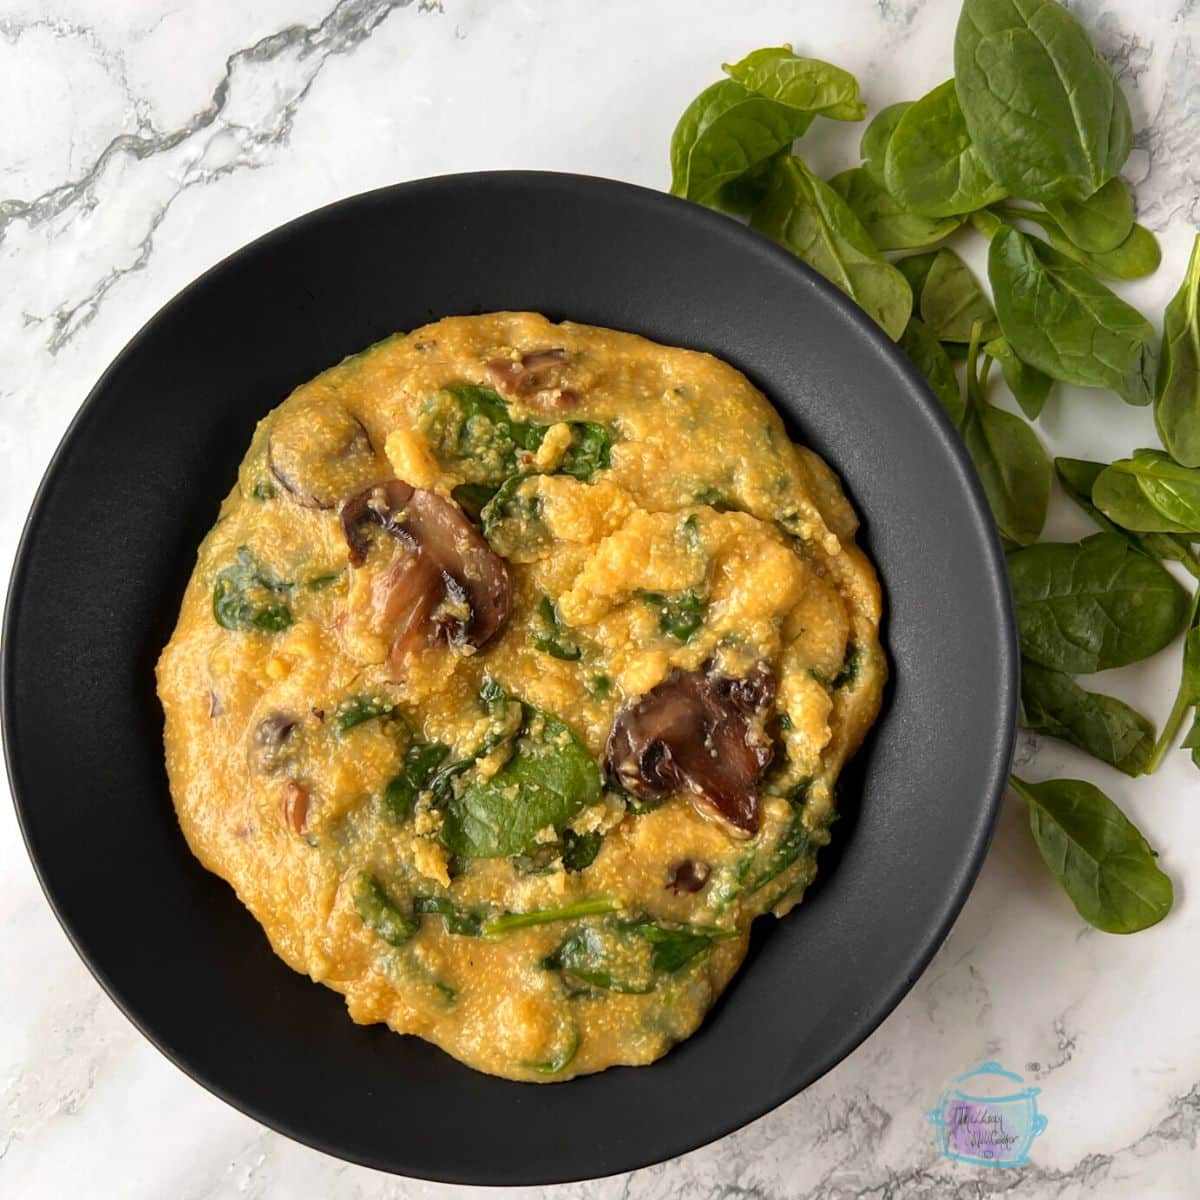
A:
281 780 310 834
252 711 299 772
605 663 776 835
485 348 579 411
340 480 512 670
666 859 711 894
269 399 378 509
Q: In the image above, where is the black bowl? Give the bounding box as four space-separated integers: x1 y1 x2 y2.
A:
2 172 1016 1185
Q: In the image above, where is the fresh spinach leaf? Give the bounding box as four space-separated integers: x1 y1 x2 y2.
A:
962 325 1050 546
382 742 450 821
529 595 583 661
954 0 1132 203
884 79 1006 217
896 251 938 304
829 167 962 251
988 226 1156 406
1043 177 1135 254
1011 776 1172 934
440 700 602 858
1094 451 1200 533
212 548 293 633
1154 234 1200 468
352 873 417 946
984 336 1054 420
640 588 706 641
860 102 911 186
1008 534 1189 673
669 79 815 213
1021 660 1155 777
1043 220 1162 282
751 156 913 340
899 317 965 428
1146 620 1200 775
920 248 999 342
335 694 395 734
723 45 865 120
1055 457 1200 573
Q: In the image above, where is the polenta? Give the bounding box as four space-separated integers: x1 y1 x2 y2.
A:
156 312 885 1081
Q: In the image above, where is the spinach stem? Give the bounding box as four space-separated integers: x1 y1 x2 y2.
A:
482 897 618 937
964 319 987 409
1145 586 1200 773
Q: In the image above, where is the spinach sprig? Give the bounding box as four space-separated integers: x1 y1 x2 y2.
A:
665 2 1195 934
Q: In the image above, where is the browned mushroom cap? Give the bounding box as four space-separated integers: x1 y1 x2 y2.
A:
666 859 711 894
605 663 776 835
485 348 579 410
340 480 512 666
269 399 378 509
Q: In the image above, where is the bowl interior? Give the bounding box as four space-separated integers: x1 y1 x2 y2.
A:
3 172 1016 1185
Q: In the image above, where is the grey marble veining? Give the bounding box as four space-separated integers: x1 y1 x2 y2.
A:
1 1 1199 1196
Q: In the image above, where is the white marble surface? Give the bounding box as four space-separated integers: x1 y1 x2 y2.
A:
1 0 1198 1195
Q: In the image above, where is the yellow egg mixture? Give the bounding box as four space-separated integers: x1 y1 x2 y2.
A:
156 312 885 1080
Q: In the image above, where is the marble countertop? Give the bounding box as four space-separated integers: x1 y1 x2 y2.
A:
2 0 1198 1195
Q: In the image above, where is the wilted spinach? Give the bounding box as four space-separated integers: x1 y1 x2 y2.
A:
1010 777 1172 934
529 595 583 661
440 695 601 858
1008 534 1189 673
1021 660 1155 777
641 588 706 641
1154 234 1200 467
212 548 293 633
382 742 450 821
750 156 912 340
334 694 395 734
954 0 1132 203
352 873 418 947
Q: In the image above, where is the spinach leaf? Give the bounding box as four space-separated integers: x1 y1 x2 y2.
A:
412 895 485 937
334 694 395 734
961 325 1050 546
723 45 865 121
481 473 551 561
899 317 965 428
896 251 938 304
1183 714 1200 769
522 1027 579 1076
988 226 1156 407
883 79 1006 218
559 422 613 480
1154 234 1200 468
451 481 498 523
984 336 1054 420
1055 457 1200 573
1094 451 1200 533
382 742 450 821
954 0 1132 203
1146 621 1200 775
669 79 815 213
1043 177 1135 254
483 897 617 936
920 248 999 342
542 917 726 992
440 701 601 858
640 588 706 641
1043 220 1162 282
1008 534 1189 673
829 167 962 251
747 806 810 894
1021 660 1155 777
560 828 602 872
751 156 913 340
529 595 583 661
352 873 417 946
1010 777 1172 934
212 548 293 633
860 102 911 186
